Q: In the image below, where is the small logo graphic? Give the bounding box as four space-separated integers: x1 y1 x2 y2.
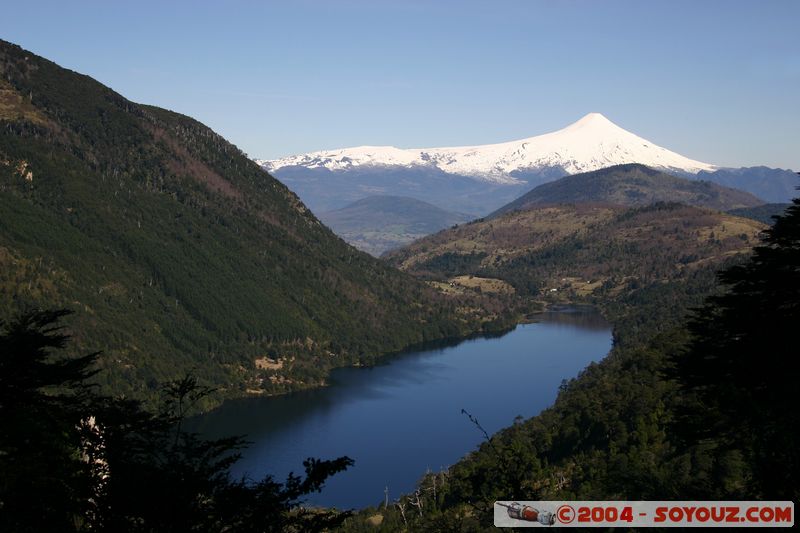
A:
496 501 555 526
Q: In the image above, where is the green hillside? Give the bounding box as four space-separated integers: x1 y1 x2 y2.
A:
386 203 765 313
493 163 763 217
0 40 502 405
318 195 473 255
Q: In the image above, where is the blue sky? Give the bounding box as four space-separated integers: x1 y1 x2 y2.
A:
1 0 798 169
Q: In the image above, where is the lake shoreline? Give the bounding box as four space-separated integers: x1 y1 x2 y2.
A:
190 307 613 509
201 301 605 415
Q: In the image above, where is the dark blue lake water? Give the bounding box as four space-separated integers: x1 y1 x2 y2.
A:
190 307 612 509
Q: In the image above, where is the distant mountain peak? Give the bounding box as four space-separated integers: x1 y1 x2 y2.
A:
258 114 717 184
562 112 616 130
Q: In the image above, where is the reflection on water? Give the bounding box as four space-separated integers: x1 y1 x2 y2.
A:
190 307 612 509
533 304 612 331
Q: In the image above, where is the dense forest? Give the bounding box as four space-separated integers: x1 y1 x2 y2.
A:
0 40 513 407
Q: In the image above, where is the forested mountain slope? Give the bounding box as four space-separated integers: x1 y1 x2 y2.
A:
0 40 501 404
386 203 765 308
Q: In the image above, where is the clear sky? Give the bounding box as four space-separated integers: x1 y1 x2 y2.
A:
1 0 797 169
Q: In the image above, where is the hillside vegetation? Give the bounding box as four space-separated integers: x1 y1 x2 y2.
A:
387 203 764 310
0 40 507 405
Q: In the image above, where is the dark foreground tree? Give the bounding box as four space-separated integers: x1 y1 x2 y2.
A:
0 310 98 532
675 198 800 500
0 310 352 532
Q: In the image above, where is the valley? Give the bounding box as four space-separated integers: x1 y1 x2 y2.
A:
318 195 473 256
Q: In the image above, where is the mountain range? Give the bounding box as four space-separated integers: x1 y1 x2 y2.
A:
263 112 715 182
259 113 798 214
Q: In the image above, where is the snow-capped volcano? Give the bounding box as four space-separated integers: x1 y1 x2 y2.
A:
256 114 795 215
258 113 717 184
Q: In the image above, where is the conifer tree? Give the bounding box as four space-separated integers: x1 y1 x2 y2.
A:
676 198 800 499
0 310 353 531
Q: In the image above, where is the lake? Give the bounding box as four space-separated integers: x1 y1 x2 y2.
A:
190 306 612 509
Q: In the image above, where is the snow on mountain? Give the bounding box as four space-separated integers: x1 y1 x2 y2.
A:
257 113 717 184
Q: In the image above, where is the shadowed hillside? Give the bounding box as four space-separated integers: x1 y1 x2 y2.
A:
492 163 763 217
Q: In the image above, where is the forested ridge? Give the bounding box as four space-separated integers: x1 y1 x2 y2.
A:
491 163 763 217
0 39 512 406
386 202 765 314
